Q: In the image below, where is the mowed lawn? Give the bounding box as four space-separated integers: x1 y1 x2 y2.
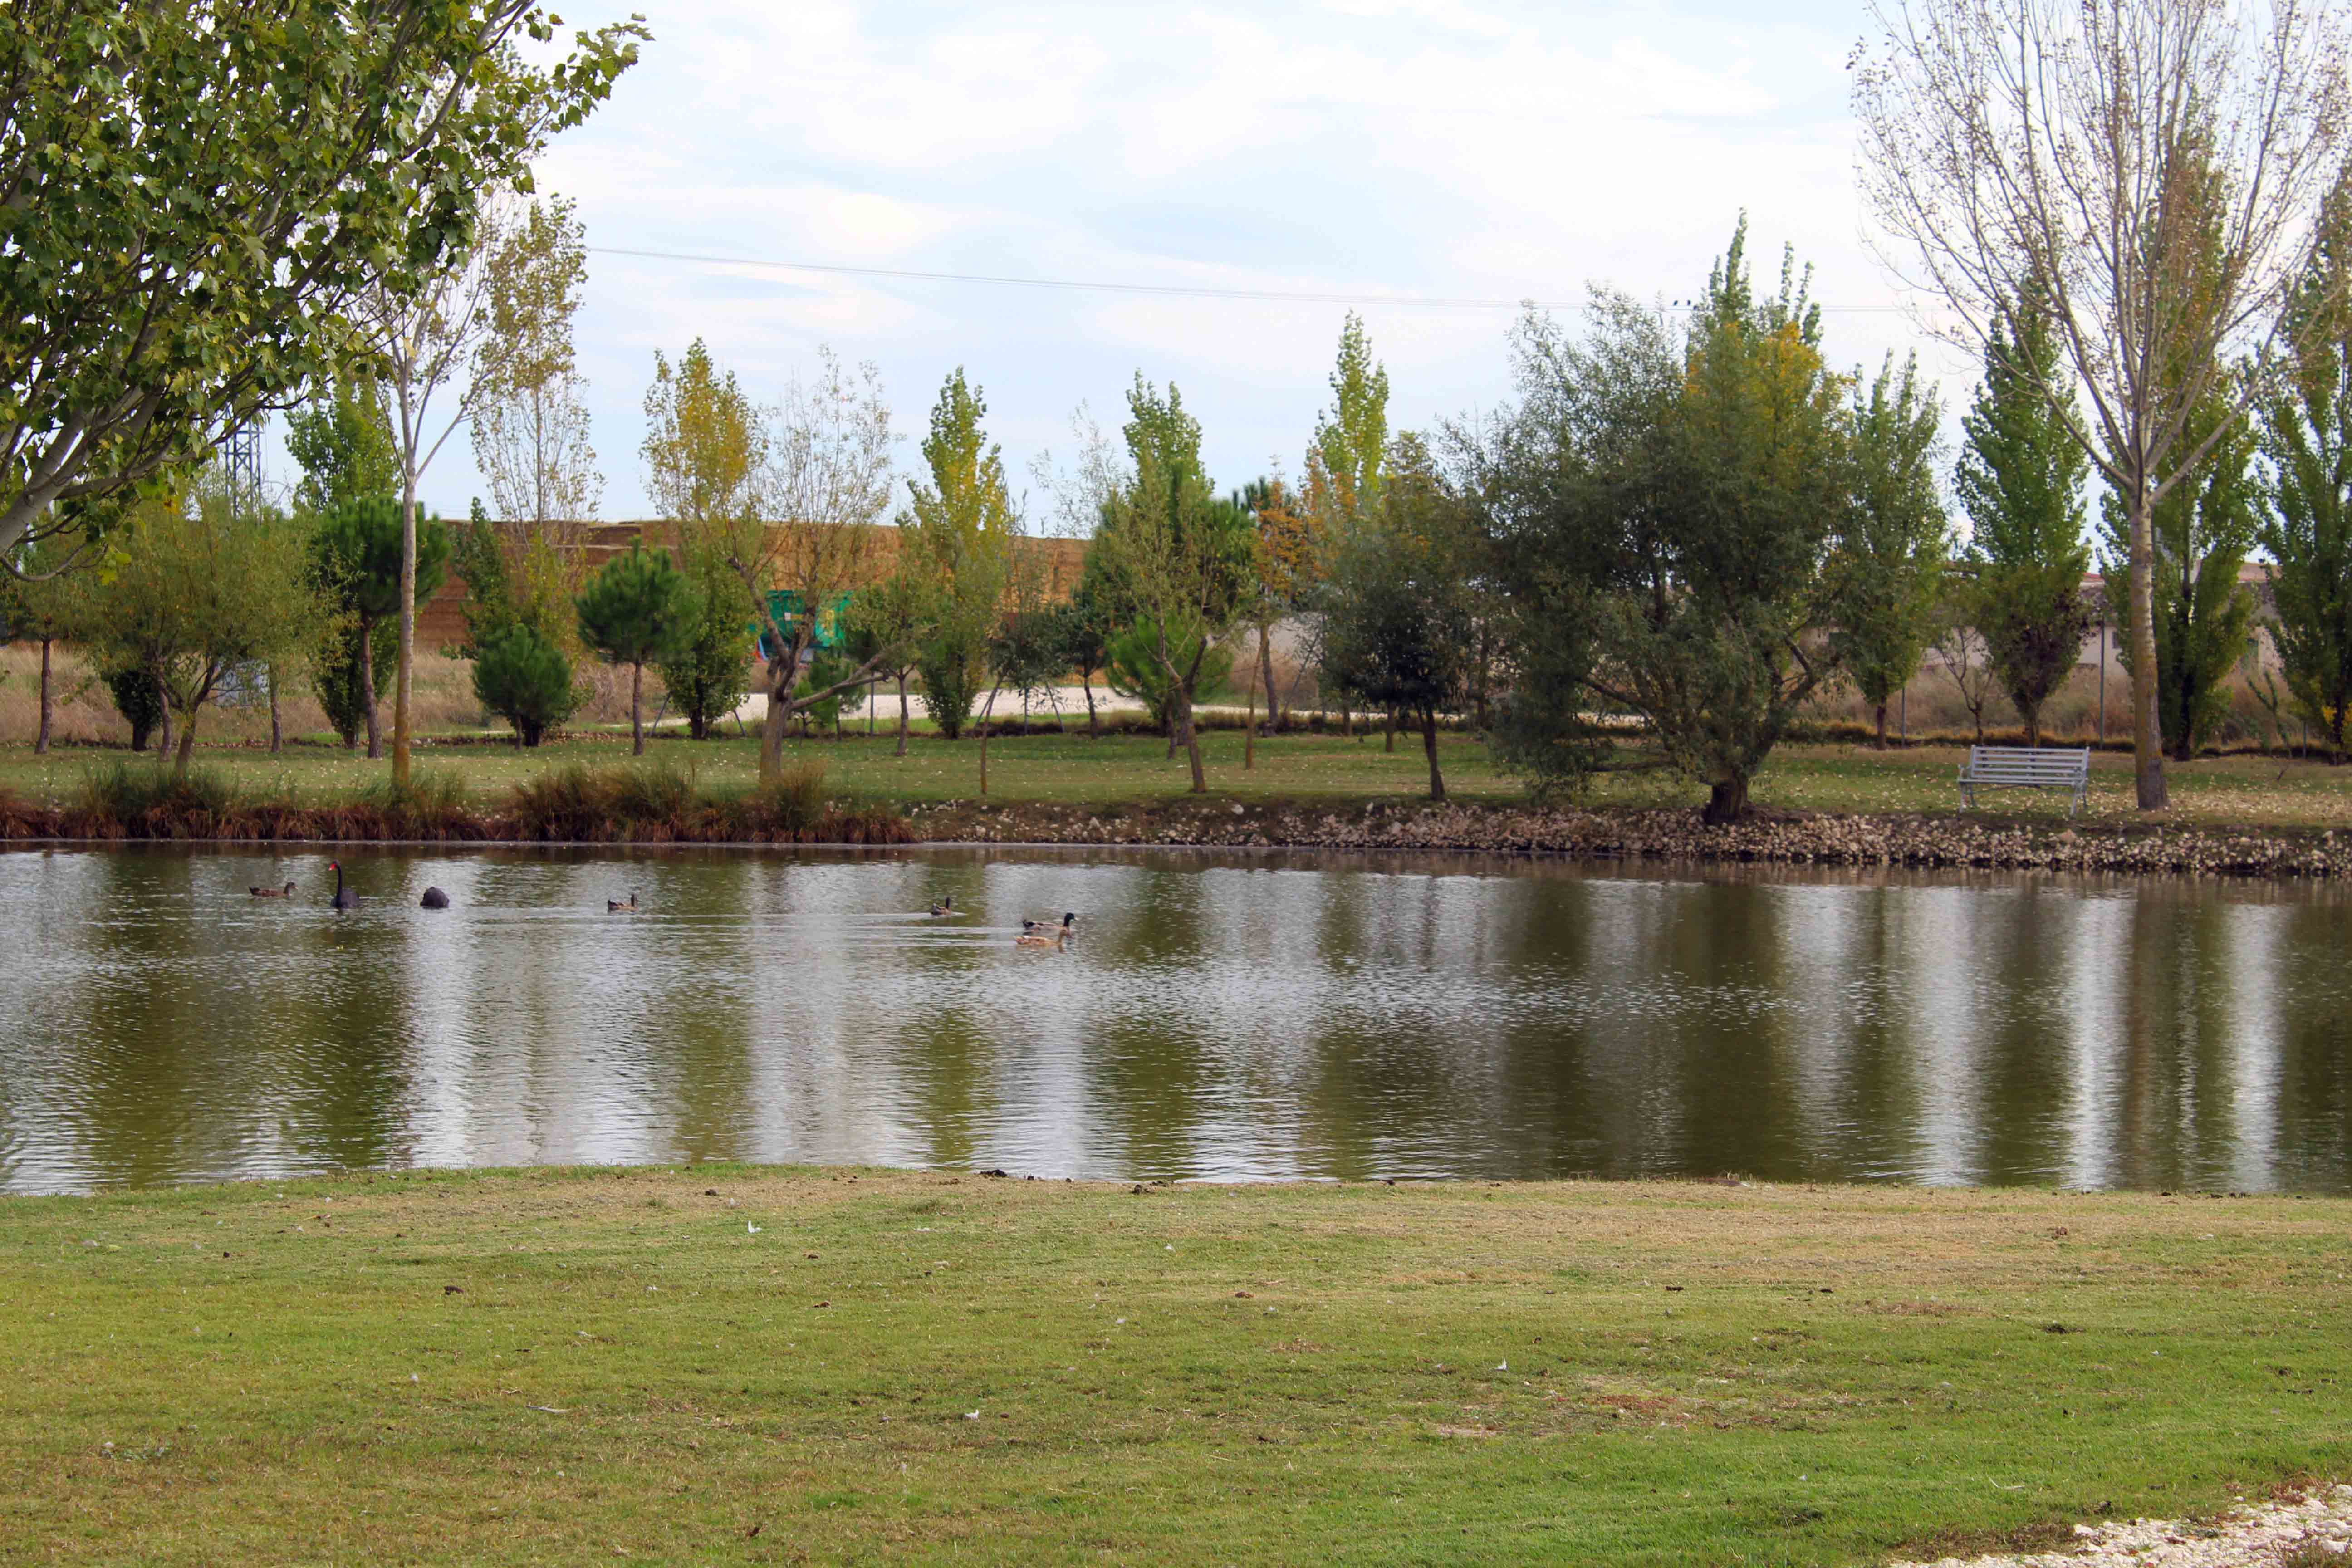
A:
4 728 2352 829
1 1168 2343 1565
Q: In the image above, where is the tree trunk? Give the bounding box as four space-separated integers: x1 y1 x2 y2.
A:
978 684 1002 796
156 666 173 759
361 615 382 759
395 474 416 785
759 658 793 779
173 707 199 779
896 672 910 757
1166 713 1177 759
1421 707 1444 801
630 661 646 755
2022 702 2042 750
1342 703 1353 740
2126 490 2167 808
1873 702 1888 749
1703 775 1749 825
1260 625 1279 731
34 639 50 755
1176 685 1206 793
268 662 282 754
1384 708 1396 753
1083 671 1098 736
1244 666 1256 772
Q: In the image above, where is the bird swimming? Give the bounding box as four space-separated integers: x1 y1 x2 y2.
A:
927 895 957 916
325 861 360 911
1021 912 1078 935
250 881 296 898
608 892 637 912
420 887 450 909
1015 924 1071 950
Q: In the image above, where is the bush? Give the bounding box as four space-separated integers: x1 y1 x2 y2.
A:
354 769 471 836
471 625 580 747
917 641 983 739
69 760 236 836
105 668 166 752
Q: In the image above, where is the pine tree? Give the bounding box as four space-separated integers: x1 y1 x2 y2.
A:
1954 276 2095 748
575 542 698 754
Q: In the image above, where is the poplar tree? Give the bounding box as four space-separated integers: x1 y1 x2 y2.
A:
2259 172 2352 760
1953 279 2094 748
904 369 1016 740
1825 353 1948 746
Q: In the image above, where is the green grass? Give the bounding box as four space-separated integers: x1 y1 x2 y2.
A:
4 729 2352 831
2 1168 2343 1565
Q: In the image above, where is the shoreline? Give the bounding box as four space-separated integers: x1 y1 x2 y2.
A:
5 794 2352 879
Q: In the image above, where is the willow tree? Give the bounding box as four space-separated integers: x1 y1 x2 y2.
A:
1854 0 2352 808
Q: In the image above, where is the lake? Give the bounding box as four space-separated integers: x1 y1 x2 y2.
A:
1 845 2346 1194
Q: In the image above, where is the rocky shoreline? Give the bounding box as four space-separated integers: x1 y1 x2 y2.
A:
905 796 2352 881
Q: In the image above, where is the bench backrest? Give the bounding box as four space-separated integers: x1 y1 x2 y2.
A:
1965 745 2088 782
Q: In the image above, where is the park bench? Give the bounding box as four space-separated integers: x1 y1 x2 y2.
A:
1955 745 2091 817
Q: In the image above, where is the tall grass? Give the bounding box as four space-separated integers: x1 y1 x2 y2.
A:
0 757 906 844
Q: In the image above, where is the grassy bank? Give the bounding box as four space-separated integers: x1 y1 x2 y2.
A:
2 1168 2342 1566
2 730 2350 832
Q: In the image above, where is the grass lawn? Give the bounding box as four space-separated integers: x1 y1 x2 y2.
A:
2 1168 2343 1565
3 728 2352 832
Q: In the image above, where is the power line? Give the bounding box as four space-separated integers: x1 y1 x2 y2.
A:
588 245 1906 314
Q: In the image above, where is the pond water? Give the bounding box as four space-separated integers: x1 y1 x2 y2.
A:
1 845 2347 1195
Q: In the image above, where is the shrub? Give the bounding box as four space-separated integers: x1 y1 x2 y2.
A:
104 667 166 752
472 625 580 747
68 760 236 837
312 622 395 749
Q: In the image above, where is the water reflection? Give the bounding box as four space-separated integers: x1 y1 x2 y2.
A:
0 846 2346 1194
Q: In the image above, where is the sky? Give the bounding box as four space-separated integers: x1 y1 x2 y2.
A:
287 0 1970 524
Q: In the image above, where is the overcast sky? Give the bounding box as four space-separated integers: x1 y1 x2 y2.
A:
306 0 1967 524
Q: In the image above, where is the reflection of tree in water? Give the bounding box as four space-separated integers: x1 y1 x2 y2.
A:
2269 901 2352 1191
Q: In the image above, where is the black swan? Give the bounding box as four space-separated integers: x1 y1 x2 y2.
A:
420 887 450 909
325 861 360 911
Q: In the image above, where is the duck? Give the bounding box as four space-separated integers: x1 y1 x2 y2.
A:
1021 912 1078 936
608 892 638 912
250 881 297 898
927 895 958 917
325 860 360 911
419 887 450 910
1015 925 1070 950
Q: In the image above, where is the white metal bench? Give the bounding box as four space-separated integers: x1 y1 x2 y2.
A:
1955 745 2091 816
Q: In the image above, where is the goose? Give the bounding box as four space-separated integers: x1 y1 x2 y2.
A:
250 881 297 898
325 861 360 911
608 892 638 912
419 887 450 910
1021 912 1078 936
926 895 957 917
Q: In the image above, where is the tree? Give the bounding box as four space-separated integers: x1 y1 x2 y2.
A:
105 668 166 754
1955 279 2097 748
574 542 696 754
841 570 929 755
1238 475 1317 753
1052 570 1120 737
1854 0 2352 808
1933 590 2003 745
284 377 401 515
2262 174 2352 760
641 340 764 744
1318 435 1478 799
313 497 451 758
1094 377 1256 792
904 370 1016 741
75 476 328 776
1303 312 1391 530
1581 223 1849 823
0 2 645 563
725 351 902 780
470 193 603 650
2 531 83 753
1825 354 1948 747
2102 390 2261 760
472 625 578 747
